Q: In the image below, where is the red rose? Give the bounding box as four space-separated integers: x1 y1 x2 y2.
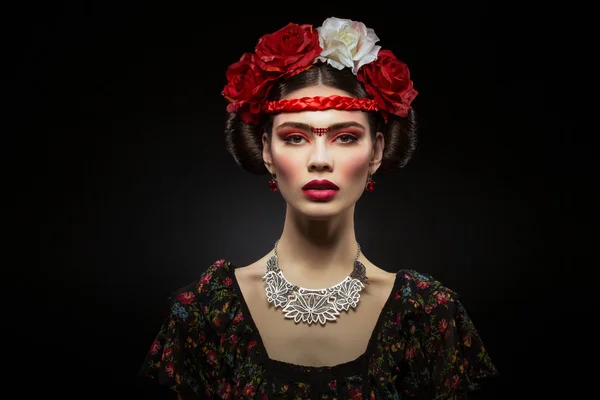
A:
161 347 173 361
451 374 461 389
357 50 418 119
242 383 256 397
177 291 195 305
254 23 321 77
165 362 175 377
149 340 161 355
220 382 232 397
222 52 275 123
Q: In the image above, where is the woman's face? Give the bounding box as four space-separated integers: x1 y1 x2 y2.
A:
263 85 384 220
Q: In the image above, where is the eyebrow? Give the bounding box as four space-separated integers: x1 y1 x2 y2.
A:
274 121 366 133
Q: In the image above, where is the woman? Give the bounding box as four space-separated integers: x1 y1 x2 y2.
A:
139 17 498 399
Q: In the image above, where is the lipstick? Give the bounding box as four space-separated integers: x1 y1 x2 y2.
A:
302 179 339 201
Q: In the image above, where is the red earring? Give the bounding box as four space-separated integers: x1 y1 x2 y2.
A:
269 175 278 192
366 175 375 192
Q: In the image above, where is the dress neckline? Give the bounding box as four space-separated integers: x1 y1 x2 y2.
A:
228 262 402 376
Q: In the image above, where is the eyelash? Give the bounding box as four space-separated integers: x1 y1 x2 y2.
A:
283 134 358 145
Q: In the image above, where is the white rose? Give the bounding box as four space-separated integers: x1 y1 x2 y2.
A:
315 17 381 74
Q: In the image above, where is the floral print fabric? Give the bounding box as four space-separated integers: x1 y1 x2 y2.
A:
139 260 498 399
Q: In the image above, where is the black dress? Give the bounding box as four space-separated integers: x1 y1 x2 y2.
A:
139 259 498 399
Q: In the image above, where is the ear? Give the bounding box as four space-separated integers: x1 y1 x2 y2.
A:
262 132 275 174
369 131 385 174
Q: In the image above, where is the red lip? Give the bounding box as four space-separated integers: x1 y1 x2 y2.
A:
303 189 338 200
302 179 339 190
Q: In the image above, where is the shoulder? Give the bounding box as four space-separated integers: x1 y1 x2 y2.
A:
163 259 243 335
394 269 460 315
169 259 236 299
140 259 238 396
164 259 238 329
393 270 499 395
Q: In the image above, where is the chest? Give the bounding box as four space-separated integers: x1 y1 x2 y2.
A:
236 269 395 367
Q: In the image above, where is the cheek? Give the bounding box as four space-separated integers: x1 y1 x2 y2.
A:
339 152 371 181
273 151 303 182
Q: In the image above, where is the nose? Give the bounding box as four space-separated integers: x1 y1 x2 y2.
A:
307 139 333 172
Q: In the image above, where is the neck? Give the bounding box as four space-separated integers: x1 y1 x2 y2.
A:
274 204 360 285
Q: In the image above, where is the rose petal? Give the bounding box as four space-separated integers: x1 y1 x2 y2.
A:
315 55 346 70
351 23 379 61
354 45 381 74
321 17 353 32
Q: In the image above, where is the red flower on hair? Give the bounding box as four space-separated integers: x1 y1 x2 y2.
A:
254 23 322 77
357 50 418 120
222 21 418 125
222 24 321 124
221 52 276 124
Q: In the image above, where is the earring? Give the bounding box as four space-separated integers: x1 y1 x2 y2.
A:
366 174 375 192
269 175 278 192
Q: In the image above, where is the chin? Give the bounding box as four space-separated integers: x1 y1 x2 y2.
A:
304 212 338 221
291 201 351 221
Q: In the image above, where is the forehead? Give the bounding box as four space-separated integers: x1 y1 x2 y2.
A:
274 85 369 127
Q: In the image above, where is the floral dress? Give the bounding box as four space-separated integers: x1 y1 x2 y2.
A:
139 259 498 399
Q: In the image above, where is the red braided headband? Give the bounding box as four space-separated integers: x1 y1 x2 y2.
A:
262 95 379 114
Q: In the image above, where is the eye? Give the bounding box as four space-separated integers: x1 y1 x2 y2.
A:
283 134 307 145
334 134 358 144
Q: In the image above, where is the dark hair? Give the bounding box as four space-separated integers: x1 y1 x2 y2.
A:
224 63 418 175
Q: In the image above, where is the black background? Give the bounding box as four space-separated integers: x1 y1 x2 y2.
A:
22 2 575 399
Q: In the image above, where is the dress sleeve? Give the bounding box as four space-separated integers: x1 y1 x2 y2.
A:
397 271 498 399
138 286 210 399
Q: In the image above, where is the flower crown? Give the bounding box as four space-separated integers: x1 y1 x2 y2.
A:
222 17 418 125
